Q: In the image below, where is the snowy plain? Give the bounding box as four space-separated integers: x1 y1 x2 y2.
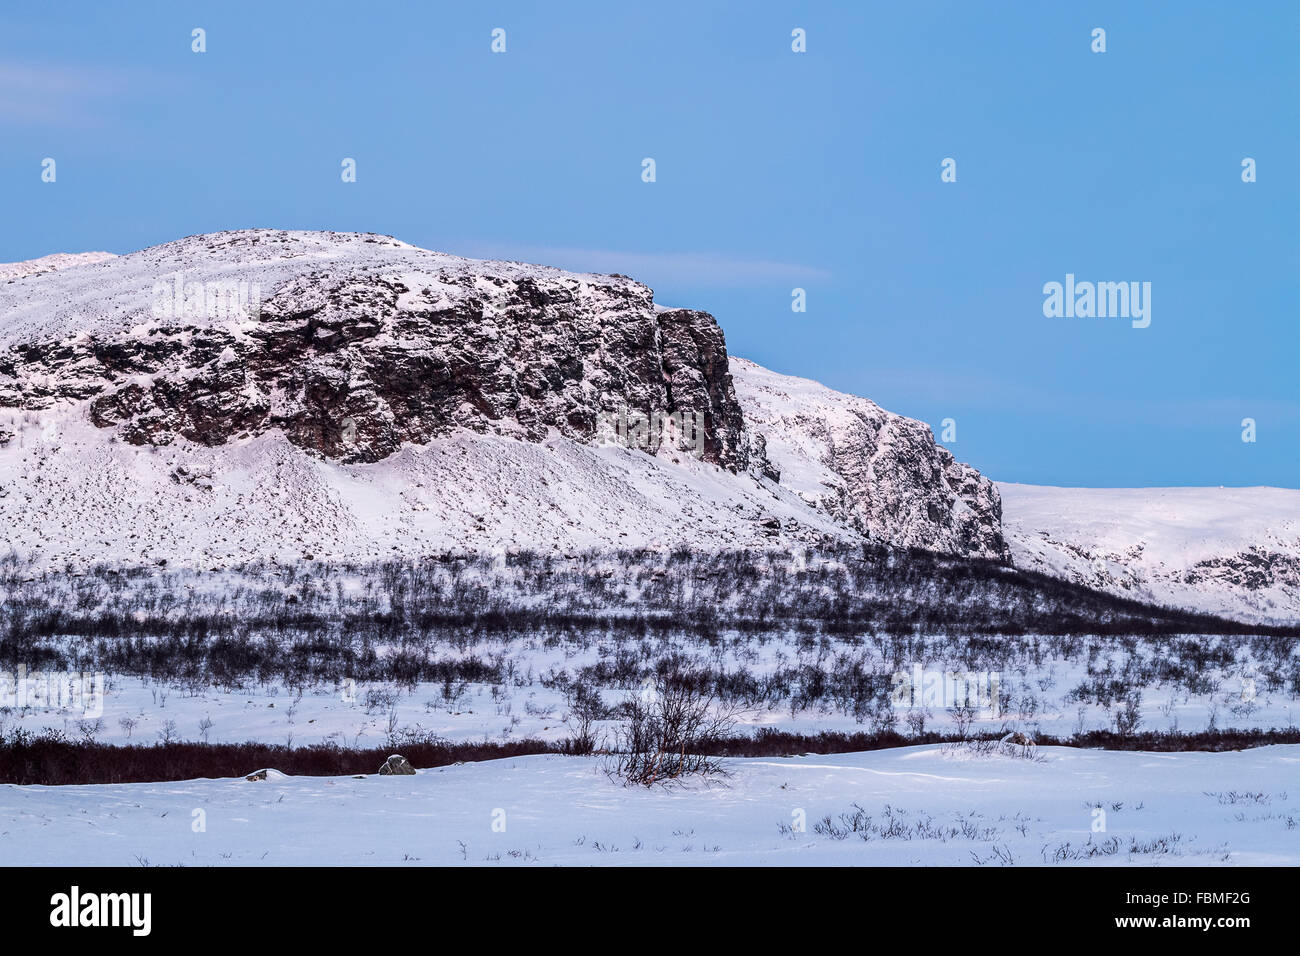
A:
3 745 1296 866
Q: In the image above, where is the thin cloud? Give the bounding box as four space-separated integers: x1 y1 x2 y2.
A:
0 61 134 127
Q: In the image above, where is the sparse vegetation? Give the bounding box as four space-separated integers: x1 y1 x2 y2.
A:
0 545 1296 784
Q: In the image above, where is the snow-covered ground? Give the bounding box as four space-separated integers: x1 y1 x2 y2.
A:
2 241 1296 871
4 745 1296 866
1000 483 1300 624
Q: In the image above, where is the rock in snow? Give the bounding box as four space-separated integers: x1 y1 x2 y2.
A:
244 768 288 782
377 755 416 776
0 229 1007 564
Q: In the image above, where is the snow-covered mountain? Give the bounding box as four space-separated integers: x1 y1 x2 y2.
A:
3 230 1293 625
0 230 1005 567
1000 483 1300 624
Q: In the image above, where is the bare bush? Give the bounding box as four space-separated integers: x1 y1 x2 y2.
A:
607 676 737 786
562 682 606 755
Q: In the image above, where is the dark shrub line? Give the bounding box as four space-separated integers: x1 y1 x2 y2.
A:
0 733 569 787
4 727 1298 786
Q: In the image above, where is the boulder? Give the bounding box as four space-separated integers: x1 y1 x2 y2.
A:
378 754 416 775
243 768 287 781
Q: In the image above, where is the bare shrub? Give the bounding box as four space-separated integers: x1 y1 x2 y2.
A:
562 682 606 755
606 675 737 786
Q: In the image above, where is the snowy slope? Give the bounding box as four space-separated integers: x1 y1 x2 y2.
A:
2 233 1292 626
1000 483 1300 624
0 407 852 569
4 745 1297 865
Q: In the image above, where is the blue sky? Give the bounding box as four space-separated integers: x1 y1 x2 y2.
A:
2 1 1297 487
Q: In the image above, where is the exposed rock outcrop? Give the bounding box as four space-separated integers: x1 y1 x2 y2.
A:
378 755 416 775
1 231 756 472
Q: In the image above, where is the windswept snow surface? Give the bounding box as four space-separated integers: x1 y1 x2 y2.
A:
4 745 1297 866
1000 483 1300 624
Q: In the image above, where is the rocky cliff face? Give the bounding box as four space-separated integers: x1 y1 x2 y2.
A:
0 231 755 471
0 230 1009 562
